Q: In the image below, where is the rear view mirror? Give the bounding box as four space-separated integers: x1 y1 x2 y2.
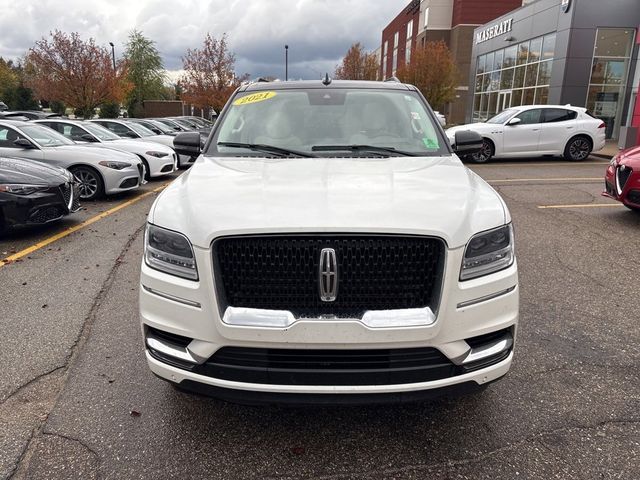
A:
506 117 521 126
173 132 202 157
14 138 36 149
453 130 483 155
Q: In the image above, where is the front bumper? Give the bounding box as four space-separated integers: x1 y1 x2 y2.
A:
603 164 640 208
103 165 142 195
0 182 80 228
140 243 518 401
146 153 177 178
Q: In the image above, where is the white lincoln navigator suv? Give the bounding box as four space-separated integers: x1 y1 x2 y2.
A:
140 79 519 404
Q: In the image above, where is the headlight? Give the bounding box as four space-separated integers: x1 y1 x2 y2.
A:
0 183 49 195
610 156 618 167
144 224 198 280
146 151 169 158
98 160 132 170
460 224 514 281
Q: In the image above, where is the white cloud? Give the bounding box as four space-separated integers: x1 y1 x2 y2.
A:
0 0 405 80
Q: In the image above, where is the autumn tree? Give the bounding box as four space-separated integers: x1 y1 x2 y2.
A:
124 30 166 117
180 33 247 112
334 43 379 80
25 31 130 118
396 40 458 111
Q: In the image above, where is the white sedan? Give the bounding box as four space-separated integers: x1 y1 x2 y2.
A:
446 105 606 163
35 119 176 179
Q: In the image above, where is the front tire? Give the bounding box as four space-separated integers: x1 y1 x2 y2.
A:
70 166 104 200
470 138 494 163
564 136 592 161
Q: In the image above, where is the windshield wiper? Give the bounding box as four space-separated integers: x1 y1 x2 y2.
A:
311 145 420 157
217 142 317 158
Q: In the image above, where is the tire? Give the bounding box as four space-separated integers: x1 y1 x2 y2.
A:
625 205 640 212
70 166 104 200
139 158 150 181
564 136 592 161
470 138 494 163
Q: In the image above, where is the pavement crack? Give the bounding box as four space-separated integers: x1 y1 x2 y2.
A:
8 222 146 479
0 366 64 405
42 430 101 460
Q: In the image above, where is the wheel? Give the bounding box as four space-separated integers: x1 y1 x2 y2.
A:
564 136 592 161
70 166 104 200
470 138 494 163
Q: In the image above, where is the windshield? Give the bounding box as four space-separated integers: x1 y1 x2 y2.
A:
143 120 173 134
82 122 121 141
21 124 74 147
209 88 447 157
126 122 156 137
155 118 182 130
486 108 517 124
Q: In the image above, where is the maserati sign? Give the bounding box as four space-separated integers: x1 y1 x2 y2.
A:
476 18 514 44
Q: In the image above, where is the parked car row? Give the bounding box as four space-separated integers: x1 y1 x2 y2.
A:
0 113 212 235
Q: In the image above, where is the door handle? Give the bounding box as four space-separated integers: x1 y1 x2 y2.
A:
532 129 540 131
566 126 574 129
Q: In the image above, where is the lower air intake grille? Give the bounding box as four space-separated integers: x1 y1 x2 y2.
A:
213 234 445 318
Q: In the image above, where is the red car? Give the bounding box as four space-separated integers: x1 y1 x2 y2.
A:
603 146 640 211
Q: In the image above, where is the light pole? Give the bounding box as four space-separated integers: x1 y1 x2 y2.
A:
109 42 116 72
285 45 289 81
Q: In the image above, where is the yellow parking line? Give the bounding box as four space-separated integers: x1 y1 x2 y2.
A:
489 177 601 183
0 183 168 269
538 203 623 209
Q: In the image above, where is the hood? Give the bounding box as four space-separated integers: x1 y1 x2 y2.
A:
43 145 141 164
89 139 175 156
0 156 71 184
151 155 507 249
446 123 493 137
142 135 176 149
618 146 640 167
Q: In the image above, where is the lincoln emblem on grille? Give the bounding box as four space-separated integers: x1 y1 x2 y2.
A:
319 248 338 302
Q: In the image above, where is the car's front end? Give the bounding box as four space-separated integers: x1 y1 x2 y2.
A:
603 146 640 211
139 81 518 404
0 157 80 231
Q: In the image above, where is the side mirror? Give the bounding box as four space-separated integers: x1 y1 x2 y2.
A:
506 117 521 126
125 131 139 138
14 138 36 149
453 130 483 155
173 132 202 157
81 134 98 142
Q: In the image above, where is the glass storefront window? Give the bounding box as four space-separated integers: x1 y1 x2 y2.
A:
594 29 634 57
587 28 636 139
473 32 556 122
495 50 504 71
529 37 542 64
477 55 486 74
524 63 540 88
542 34 555 60
504 46 517 68
500 68 514 90
535 86 549 104
517 41 529 65
486 52 495 72
537 60 553 85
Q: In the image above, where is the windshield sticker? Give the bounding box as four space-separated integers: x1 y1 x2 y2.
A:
423 137 439 149
233 91 277 106
411 112 421 120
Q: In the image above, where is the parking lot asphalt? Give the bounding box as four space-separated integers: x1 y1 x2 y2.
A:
1 157 639 479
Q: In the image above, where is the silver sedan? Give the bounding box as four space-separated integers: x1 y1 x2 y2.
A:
0 120 143 200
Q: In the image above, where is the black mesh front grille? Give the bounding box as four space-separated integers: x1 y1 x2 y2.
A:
30 206 63 223
59 182 71 206
195 346 455 385
617 166 632 192
213 234 444 318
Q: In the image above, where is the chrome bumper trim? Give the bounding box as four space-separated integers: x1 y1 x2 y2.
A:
462 331 513 365
142 285 201 308
146 332 199 364
222 306 437 329
456 285 516 309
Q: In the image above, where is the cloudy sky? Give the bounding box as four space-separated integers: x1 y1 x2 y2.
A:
0 0 405 81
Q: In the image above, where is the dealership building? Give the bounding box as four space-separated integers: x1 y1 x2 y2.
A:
467 0 640 145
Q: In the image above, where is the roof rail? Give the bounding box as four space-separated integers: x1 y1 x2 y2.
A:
384 76 401 83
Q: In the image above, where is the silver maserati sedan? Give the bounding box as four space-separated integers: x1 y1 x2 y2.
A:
0 120 143 200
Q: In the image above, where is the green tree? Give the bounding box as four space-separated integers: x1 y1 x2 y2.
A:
99 101 120 118
49 100 66 115
0 58 19 102
124 30 166 117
